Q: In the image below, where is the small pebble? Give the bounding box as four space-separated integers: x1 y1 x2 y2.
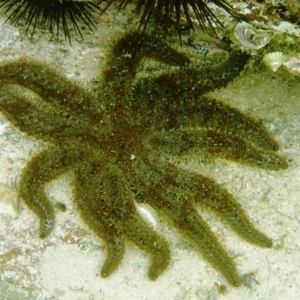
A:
0 23 18 51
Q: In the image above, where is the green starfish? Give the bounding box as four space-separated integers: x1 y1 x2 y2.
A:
0 32 288 287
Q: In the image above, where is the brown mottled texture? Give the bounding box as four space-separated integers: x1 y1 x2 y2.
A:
0 32 288 286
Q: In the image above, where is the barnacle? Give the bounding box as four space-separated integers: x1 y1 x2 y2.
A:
263 51 287 72
0 31 288 286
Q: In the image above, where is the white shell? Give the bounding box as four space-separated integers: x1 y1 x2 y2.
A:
135 203 157 230
263 52 286 72
234 22 274 49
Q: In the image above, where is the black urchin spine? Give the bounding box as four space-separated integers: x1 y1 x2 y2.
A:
0 0 105 41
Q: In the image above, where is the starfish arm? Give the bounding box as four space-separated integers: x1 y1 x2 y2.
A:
181 50 250 96
74 165 126 278
128 158 275 285
192 175 273 248
131 171 243 286
145 128 288 170
101 32 190 115
95 164 170 279
158 167 273 248
171 97 281 151
119 213 170 280
100 238 126 278
103 31 189 84
0 59 102 118
129 51 249 126
179 208 243 287
19 148 71 238
0 83 90 141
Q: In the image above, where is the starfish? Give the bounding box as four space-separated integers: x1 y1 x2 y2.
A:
0 32 288 287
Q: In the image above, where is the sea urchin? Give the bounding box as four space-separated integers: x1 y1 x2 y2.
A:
0 0 240 40
0 0 104 41
100 0 239 34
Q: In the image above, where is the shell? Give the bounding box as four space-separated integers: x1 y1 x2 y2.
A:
233 22 275 50
135 203 157 230
263 52 287 72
